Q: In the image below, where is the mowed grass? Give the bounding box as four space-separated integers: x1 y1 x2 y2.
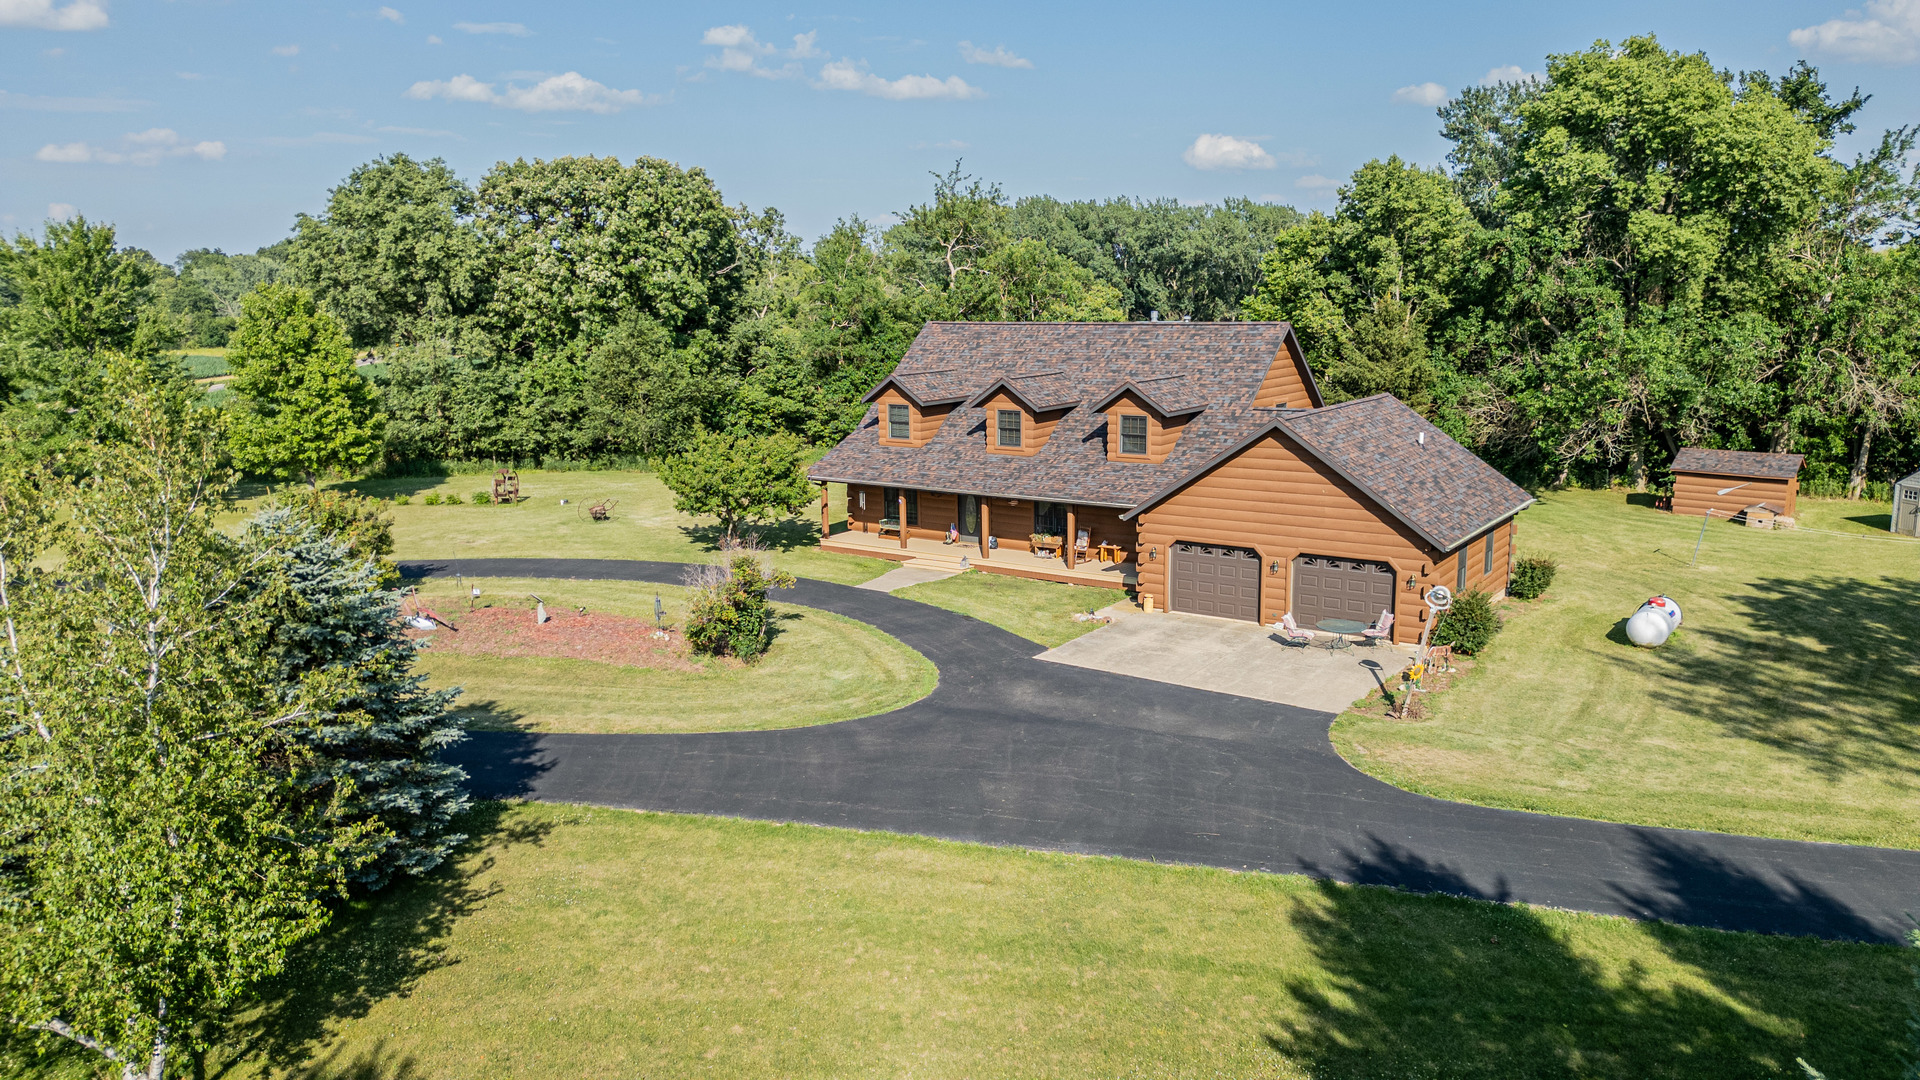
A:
406 577 934 734
349 469 893 586
894 571 1122 648
1334 489 1920 848
185 801 1908 1080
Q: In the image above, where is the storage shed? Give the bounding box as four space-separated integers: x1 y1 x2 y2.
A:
1895 469 1920 536
1669 448 1804 522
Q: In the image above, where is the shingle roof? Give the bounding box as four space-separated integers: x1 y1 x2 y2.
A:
1090 374 1211 417
1899 469 1920 487
1670 448 1805 481
863 367 973 407
968 369 1081 411
808 321 1310 508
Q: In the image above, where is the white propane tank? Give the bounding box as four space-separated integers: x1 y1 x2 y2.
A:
1625 595 1683 647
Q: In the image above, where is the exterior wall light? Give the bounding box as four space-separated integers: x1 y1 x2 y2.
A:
1269 560 1282 575
1404 574 1417 591
1148 546 1158 561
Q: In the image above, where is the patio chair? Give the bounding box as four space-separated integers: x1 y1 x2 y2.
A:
1362 610 1394 646
1272 612 1316 648
1074 529 1091 562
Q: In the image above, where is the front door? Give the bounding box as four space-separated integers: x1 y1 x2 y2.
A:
960 494 979 537
1168 542 1261 621
1900 487 1920 535
1292 556 1393 627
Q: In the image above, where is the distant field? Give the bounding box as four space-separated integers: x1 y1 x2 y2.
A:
168 350 230 380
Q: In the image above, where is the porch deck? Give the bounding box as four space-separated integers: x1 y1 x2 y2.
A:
821 530 1138 590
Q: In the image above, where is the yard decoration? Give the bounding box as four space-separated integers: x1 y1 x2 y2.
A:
491 468 520 504
577 497 618 522
1625 595 1683 647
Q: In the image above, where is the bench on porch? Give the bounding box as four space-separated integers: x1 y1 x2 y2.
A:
876 516 903 538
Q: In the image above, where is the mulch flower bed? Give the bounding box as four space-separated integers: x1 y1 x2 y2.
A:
404 604 699 671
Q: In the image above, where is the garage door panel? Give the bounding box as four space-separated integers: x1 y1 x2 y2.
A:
1293 555 1392 626
1170 542 1260 621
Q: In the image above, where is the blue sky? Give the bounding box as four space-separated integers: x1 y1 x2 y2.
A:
3 0 1917 261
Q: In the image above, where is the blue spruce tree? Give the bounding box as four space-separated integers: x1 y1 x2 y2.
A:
246 507 470 889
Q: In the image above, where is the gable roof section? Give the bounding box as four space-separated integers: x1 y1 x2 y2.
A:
1123 394 1534 552
1090 374 1211 417
1670 447 1805 481
1277 328 1328 409
965 369 1081 412
862 367 973 407
809 322 1308 508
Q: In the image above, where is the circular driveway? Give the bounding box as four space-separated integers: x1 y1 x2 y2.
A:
406 557 1920 943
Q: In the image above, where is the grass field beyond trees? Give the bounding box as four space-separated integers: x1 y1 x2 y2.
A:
405 577 934 734
161 802 1907 1080
1335 490 1920 849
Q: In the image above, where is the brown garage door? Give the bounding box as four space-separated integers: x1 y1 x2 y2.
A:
1169 542 1261 621
1292 556 1393 626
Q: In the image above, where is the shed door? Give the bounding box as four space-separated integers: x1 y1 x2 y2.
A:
1292 556 1394 626
1900 486 1920 536
1169 543 1261 622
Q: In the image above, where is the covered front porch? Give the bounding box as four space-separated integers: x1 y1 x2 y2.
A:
820 527 1138 590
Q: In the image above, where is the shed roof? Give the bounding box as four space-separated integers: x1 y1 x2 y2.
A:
1670 448 1805 481
1123 394 1535 552
1897 469 1920 487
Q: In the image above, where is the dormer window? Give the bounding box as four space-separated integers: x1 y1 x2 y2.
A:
888 404 910 440
1119 414 1148 456
997 410 1023 448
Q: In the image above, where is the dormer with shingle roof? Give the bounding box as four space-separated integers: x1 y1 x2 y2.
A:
967 370 1080 457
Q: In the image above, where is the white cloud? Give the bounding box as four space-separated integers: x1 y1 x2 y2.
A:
1790 0 1920 63
1295 174 1339 190
1391 81 1448 106
789 30 822 59
406 71 651 112
176 71 202 80
815 58 985 100
271 44 300 56
1479 64 1541 85
454 20 529 36
47 202 76 221
1181 133 1276 171
426 33 442 44
701 24 817 78
36 127 225 165
0 0 108 31
377 5 402 22
957 41 1032 68
0 88 144 111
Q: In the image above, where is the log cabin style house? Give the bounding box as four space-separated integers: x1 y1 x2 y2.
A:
808 322 1534 645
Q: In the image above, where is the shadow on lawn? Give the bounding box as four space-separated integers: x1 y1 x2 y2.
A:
1617 574 1920 780
210 804 555 1080
1269 838 1909 1079
681 515 822 554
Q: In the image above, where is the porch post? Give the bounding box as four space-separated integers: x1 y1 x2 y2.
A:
1065 505 1077 569
819 485 830 540
898 492 908 549
979 499 991 560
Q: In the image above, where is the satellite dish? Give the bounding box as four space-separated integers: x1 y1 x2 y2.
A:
1426 585 1454 611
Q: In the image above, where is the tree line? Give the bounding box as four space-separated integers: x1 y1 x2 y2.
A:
2 35 1915 498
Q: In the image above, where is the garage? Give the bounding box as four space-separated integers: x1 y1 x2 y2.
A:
1292 556 1393 626
1168 542 1261 621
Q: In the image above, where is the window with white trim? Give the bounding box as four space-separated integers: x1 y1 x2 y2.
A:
996 409 1022 448
888 403 909 440
1119 414 1148 456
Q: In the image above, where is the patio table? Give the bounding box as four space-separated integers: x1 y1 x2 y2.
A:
1315 618 1370 650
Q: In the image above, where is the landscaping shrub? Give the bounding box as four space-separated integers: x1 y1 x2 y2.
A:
683 553 796 661
442 492 463 505
1509 555 1558 600
392 493 411 505
1432 589 1501 655
423 493 441 505
472 490 493 505
267 486 393 560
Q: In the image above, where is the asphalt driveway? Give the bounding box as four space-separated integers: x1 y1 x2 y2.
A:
404 557 1920 943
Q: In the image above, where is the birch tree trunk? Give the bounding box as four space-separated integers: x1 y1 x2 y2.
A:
1846 423 1874 500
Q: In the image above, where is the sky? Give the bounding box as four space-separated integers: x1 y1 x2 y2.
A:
3 0 1918 262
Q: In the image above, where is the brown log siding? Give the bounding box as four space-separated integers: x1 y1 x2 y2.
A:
1103 391 1192 463
1251 341 1317 408
873 388 955 447
980 392 1069 456
1133 431 1513 644
1671 472 1798 519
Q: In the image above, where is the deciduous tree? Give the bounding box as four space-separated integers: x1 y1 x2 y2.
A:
226 283 385 485
656 429 815 541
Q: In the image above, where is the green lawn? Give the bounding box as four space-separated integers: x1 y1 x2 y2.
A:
1335 489 1920 849
347 469 892 586
407 577 934 734
894 571 1122 648
164 801 1908 1080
